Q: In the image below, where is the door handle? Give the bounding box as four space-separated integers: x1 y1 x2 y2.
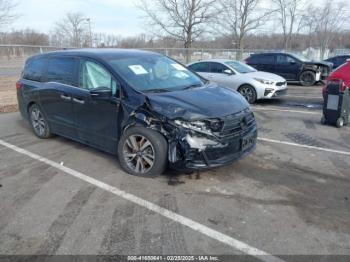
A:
60 94 71 100
73 98 85 104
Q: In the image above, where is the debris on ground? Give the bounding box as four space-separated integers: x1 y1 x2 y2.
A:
167 176 185 186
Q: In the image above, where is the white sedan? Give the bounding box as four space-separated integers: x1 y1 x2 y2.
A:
187 59 288 103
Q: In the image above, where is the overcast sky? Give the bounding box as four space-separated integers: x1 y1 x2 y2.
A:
10 0 145 36
7 0 348 37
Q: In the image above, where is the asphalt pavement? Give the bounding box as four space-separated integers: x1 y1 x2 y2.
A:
0 85 349 261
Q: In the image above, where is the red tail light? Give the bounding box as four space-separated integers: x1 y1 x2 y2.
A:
16 81 23 90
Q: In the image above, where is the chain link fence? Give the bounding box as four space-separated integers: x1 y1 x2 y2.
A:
0 45 267 78
0 45 261 63
1 44 349 77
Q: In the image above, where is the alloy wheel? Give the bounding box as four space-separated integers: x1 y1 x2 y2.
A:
123 135 155 174
239 86 255 103
31 107 46 136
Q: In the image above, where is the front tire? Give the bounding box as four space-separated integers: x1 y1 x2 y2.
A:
29 104 52 139
238 85 257 104
336 117 344 128
299 71 316 86
117 126 168 177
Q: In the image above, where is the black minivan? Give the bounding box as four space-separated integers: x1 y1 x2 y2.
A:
17 49 257 177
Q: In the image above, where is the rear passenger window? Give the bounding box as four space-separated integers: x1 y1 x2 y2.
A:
189 62 209 72
23 57 47 82
247 56 258 63
260 55 275 64
46 57 77 86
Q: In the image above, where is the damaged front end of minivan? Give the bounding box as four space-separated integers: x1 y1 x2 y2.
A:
122 86 258 171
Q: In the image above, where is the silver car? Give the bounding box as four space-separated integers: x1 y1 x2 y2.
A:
187 59 288 103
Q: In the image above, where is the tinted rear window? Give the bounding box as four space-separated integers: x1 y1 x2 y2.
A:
23 57 47 82
46 57 77 86
189 62 209 72
249 54 275 64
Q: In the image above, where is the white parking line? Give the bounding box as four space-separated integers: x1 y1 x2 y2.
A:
252 106 321 115
0 139 284 262
259 137 350 156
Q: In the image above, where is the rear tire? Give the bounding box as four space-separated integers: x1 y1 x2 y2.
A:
238 85 257 104
299 71 316 86
321 115 327 125
29 104 53 139
117 126 168 177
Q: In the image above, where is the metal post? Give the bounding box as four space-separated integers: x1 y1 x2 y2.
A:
86 18 92 47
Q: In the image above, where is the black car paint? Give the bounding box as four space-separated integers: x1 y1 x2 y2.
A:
325 55 350 70
17 49 257 170
147 85 249 120
246 52 332 81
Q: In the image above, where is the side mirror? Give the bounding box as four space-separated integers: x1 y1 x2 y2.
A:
223 69 234 75
90 87 112 99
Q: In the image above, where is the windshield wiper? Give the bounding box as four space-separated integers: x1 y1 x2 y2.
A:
181 83 203 90
144 88 171 93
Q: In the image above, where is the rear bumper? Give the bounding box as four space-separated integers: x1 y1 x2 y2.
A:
17 90 28 119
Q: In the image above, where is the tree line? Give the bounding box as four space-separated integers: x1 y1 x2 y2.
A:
0 0 349 60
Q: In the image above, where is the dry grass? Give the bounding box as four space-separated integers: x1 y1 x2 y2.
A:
0 76 18 113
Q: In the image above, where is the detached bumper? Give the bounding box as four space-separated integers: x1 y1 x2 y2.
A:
170 125 258 170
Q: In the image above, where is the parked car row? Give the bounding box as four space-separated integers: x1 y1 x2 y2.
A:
187 59 287 103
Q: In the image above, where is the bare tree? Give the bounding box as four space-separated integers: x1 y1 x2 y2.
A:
315 1 348 59
273 0 304 50
53 12 90 47
0 0 17 28
137 0 217 62
296 4 317 57
216 0 275 60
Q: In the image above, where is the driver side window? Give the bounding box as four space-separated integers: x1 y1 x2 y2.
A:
80 60 120 96
286 56 296 63
209 62 230 74
277 55 296 64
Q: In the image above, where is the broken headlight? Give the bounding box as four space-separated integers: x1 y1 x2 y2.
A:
207 119 223 132
174 120 210 133
174 119 223 134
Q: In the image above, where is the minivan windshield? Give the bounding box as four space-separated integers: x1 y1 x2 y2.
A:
224 61 257 74
109 55 204 92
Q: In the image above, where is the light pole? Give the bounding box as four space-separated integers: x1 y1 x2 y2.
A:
86 18 92 47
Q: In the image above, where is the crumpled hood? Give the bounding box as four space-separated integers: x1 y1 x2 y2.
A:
244 71 286 82
146 84 249 121
306 61 332 68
